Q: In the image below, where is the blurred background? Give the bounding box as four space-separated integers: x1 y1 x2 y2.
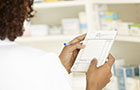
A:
16 0 140 90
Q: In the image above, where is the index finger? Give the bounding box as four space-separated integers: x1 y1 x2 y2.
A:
107 54 115 67
69 34 86 44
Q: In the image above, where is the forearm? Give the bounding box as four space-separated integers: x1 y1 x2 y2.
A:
59 55 71 74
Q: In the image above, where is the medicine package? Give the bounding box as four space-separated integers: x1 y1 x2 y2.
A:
71 30 117 72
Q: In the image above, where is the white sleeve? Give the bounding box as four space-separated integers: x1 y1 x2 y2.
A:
43 53 72 90
52 53 70 78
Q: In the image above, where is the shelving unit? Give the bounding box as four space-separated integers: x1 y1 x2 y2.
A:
16 35 74 42
22 0 140 56
24 0 140 44
18 1 140 90
32 1 85 26
16 35 140 43
33 0 140 9
116 35 140 43
34 1 85 9
92 0 140 4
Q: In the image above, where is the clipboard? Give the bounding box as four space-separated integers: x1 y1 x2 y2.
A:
71 30 117 72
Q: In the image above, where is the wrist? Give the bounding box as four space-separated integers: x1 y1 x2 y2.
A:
63 65 71 74
86 86 99 90
86 81 99 90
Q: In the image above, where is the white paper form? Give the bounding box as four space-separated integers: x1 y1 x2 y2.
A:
71 31 117 72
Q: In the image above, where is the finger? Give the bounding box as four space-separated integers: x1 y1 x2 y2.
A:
88 59 98 71
107 54 115 67
68 42 86 52
69 34 86 44
108 73 112 78
107 79 111 84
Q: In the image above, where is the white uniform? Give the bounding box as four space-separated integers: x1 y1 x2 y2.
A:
0 39 72 90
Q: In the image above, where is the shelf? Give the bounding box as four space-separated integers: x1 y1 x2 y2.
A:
92 0 140 4
33 1 85 9
33 0 140 9
116 35 140 43
15 35 75 42
16 35 140 43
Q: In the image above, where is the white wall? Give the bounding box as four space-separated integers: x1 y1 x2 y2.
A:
111 41 140 64
31 6 85 26
108 4 140 23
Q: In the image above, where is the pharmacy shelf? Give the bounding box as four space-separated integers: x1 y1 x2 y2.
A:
92 0 140 4
15 35 75 42
33 0 140 9
116 35 140 43
33 1 85 9
16 35 140 43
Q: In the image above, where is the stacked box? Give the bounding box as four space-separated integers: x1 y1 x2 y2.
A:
133 66 139 77
112 59 125 76
126 65 140 77
126 77 140 90
61 18 80 35
117 66 133 90
104 76 119 90
78 12 87 34
139 65 140 77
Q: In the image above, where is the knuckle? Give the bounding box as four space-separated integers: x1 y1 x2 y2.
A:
112 57 115 61
66 45 72 49
64 45 69 49
76 36 81 40
65 45 69 48
108 79 111 83
111 72 112 75
106 65 111 70
76 44 82 48
86 72 88 75
113 56 115 60
90 60 95 65
106 68 111 74
89 64 94 69
87 69 92 74
89 64 96 71
91 60 94 64
106 79 110 84
110 73 112 77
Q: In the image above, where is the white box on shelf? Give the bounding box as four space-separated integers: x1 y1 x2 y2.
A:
99 11 119 31
78 12 87 34
117 66 134 90
131 65 139 77
29 24 49 36
113 59 125 76
126 77 140 90
117 22 133 35
61 18 80 35
101 20 119 31
92 11 101 30
139 65 140 77
104 76 119 90
34 0 44 3
49 26 62 35
128 24 140 36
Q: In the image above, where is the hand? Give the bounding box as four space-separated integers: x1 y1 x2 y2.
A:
59 34 86 74
86 54 115 90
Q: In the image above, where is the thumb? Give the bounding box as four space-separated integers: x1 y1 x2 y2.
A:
88 58 98 71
